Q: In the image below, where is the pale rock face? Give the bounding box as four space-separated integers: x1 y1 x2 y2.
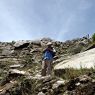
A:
9 69 30 76
54 48 95 70
38 92 45 95
52 79 65 89
10 64 24 68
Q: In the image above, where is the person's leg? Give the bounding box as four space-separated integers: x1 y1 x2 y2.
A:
47 60 53 75
41 60 47 76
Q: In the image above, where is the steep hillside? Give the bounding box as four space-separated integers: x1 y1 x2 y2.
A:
0 37 93 95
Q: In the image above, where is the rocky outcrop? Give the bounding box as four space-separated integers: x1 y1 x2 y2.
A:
0 37 93 95
14 40 30 50
54 48 95 70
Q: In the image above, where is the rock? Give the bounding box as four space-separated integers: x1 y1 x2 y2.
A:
31 40 41 46
10 64 24 68
86 43 95 50
2 46 12 56
41 38 52 42
2 49 11 56
52 79 65 89
30 48 41 53
77 41 87 46
14 40 30 50
32 74 42 80
53 57 65 65
65 75 95 95
54 48 95 70
53 41 61 47
9 69 30 76
75 82 81 86
57 80 65 85
78 75 92 83
66 78 79 91
38 92 45 95
40 38 53 46
0 81 18 95
42 87 48 93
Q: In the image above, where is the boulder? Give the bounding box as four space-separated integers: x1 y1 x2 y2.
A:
54 48 95 70
38 92 45 95
14 40 30 50
52 79 65 89
9 69 30 76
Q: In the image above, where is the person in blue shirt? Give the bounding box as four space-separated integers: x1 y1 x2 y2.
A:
41 42 56 76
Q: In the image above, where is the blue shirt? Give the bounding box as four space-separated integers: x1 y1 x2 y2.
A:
43 49 55 60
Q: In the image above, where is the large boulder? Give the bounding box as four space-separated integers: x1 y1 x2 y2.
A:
54 48 95 70
2 46 12 56
14 40 30 50
9 69 30 76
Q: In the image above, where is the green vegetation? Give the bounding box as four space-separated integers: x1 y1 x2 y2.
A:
92 33 95 42
60 67 95 80
68 45 83 55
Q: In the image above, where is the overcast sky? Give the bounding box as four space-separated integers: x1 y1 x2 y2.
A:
0 0 95 42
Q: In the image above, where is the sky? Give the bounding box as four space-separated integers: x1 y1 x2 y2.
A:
0 0 95 42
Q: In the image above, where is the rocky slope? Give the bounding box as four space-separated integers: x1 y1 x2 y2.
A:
0 37 94 95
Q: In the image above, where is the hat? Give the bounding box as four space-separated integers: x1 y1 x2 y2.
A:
46 42 52 46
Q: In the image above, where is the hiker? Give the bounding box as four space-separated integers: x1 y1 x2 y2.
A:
41 42 56 76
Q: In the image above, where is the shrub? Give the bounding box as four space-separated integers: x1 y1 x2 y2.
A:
92 33 95 42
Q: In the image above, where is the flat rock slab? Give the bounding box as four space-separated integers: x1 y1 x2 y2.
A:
9 69 30 76
10 64 24 68
54 48 95 70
